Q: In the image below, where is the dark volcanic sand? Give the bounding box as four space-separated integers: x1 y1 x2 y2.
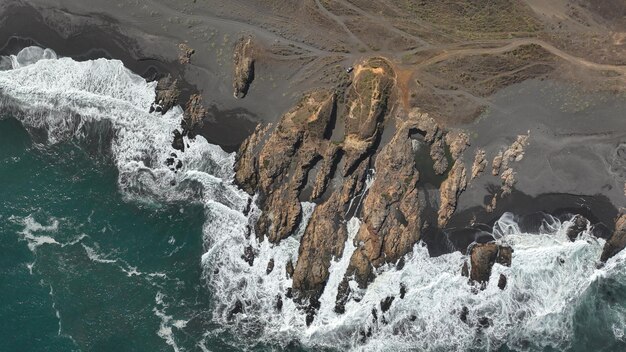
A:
448 79 626 226
0 3 258 152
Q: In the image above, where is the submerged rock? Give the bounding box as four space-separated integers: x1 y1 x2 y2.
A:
172 129 184 151
600 214 626 262
266 258 275 274
242 245 255 266
380 296 395 313
497 274 507 290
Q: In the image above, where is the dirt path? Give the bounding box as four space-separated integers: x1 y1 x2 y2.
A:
415 38 626 76
334 0 431 48
314 0 369 51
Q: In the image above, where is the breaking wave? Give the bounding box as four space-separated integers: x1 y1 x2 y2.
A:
2 47 625 351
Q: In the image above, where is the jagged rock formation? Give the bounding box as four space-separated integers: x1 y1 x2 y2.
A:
235 89 338 243
151 74 179 114
438 159 468 227
234 56 497 321
345 121 422 288
182 94 206 134
486 133 530 211
468 242 512 286
294 58 397 299
492 151 503 176
445 131 470 160
600 214 626 262
471 149 486 180
233 36 255 99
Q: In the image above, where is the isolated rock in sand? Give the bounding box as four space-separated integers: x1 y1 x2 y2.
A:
500 168 516 196
233 36 255 99
438 159 467 227
600 214 626 262
178 42 195 64
492 151 503 176
501 133 530 170
471 149 487 180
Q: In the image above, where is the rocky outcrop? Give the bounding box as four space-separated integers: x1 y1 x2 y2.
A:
445 131 470 160
233 36 255 99
290 59 398 299
151 74 179 114
182 94 206 133
566 214 588 241
234 123 271 194
233 56 479 319
492 151 503 176
341 58 394 175
172 129 185 152
468 242 512 286
600 214 626 262
438 159 467 227
242 89 337 243
501 133 529 170
500 168 516 196
178 42 195 64
345 122 422 288
486 133 530 211
471 149 486 180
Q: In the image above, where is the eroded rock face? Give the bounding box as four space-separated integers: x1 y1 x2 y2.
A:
345 123 421 288
233 36 255 99
438 159 467 227
151 74 179 114
182 94 206 133
256 90 336 243
445 131 470 160
341 58 395 175
600 214 626 262
233 57 471 316
471 149 486 180
468 242 512 285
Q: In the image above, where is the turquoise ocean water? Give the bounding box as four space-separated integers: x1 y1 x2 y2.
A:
0 116 230 351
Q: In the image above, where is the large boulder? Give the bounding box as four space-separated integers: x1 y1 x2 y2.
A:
468 242 512 285
232 36 255 99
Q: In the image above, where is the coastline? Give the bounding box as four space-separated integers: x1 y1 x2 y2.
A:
0 2 262 152
1 1 626 350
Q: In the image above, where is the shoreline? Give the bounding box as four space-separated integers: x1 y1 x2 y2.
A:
0 3 258 152
1 3 623 234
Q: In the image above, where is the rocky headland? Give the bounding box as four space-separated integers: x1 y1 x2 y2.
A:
2 0 626 340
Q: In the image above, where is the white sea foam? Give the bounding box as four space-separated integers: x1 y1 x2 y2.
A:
154 291 187 352
3 47 625 351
